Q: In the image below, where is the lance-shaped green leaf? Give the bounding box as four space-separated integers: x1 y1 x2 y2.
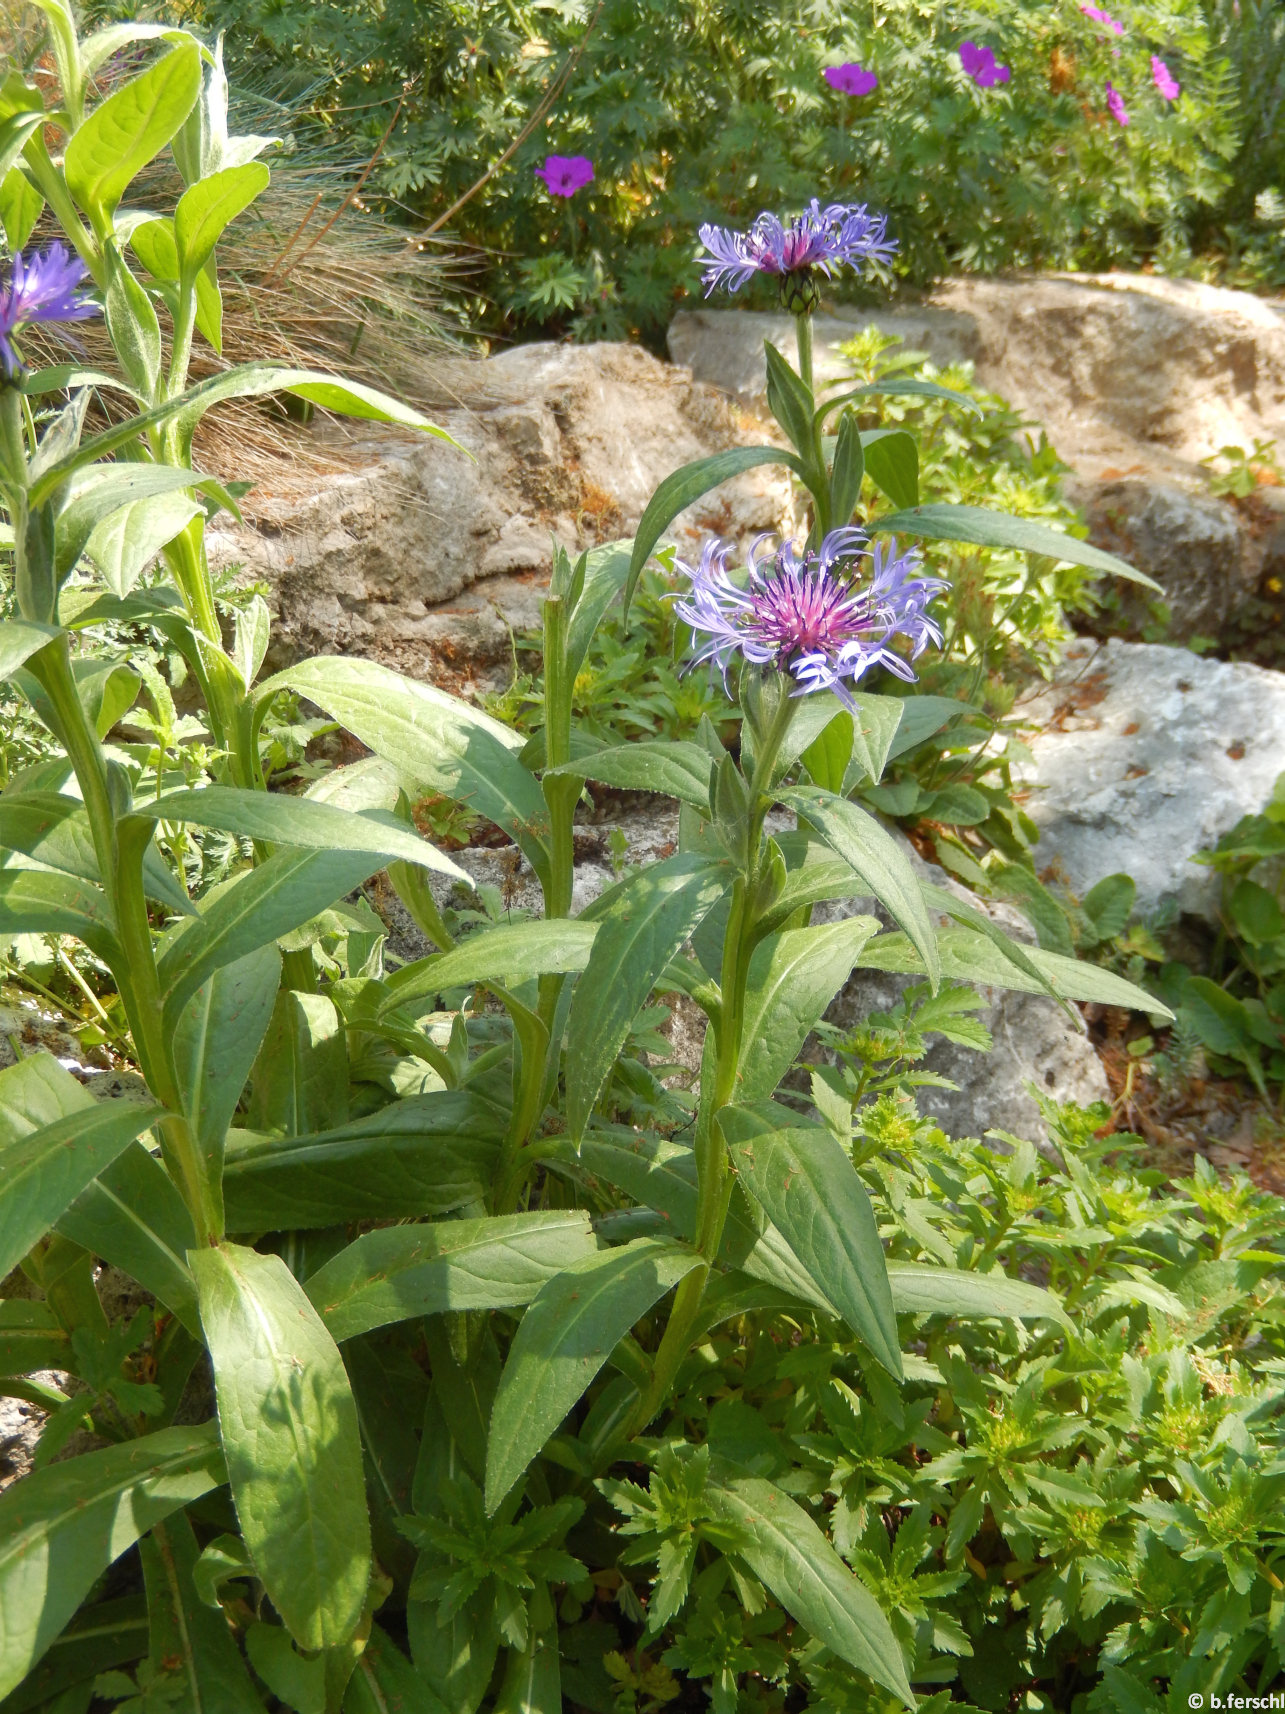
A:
884 695 973 762
735 917 879 1102
0 869 120 963
171 944 280 1192
174 160 270 281
0 1422 223 1700
83 489 204 600
565 539 632 684
764 342 817 462
703 1470 913 1707
869 502 1160 590
567 855 730 1141
64 44 203 225
0 790 190 917
0 620 61 679
190 1242 371 1652
141 1511 265 1714
255 657 552 889
859 428 918 509
0 163 42 251
0 1300 69 1378
486 1238 702 1512
0 1053 163 1281
719 1102 900 1377
134 786 466 878
856 921 1172 1016
819 377 983 420
347 1623 452 1714
383 921 599 1015
54 464 234 583
625 446 804 615
58 1142 199 1333
829 411 865 527
886 1262 1069 1327
545 741 714 812
156 847 396 1019
307 1211 599 1342
27 366 460 509
778 786 939 987
222 1092 507 1231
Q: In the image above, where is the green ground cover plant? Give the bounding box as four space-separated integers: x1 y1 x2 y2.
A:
0 15 1278 1714
187 0 1285 341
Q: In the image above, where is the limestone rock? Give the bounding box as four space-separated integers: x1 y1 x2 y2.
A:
207 342 791 686
1082 479 1248 639
1018 638 1285 919
669 275 1285 640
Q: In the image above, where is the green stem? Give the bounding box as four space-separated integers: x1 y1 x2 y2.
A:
26 639 221 1242
623 688 798 1436
795 313 814 397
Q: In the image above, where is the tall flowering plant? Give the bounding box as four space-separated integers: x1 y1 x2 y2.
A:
0 22 1170 1704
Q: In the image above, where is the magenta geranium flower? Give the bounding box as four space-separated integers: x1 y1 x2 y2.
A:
1151 55 1180 99
0 243 98 379
1080 3 1125 33
535 155 595 197
1105 81 1130 125
824 62 879 97
959 41 1011 88
672 528 948 708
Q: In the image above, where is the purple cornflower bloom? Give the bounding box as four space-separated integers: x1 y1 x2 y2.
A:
1105 81 1130 124
697 200 896 309
0 243 98 379
824 62 879 96
959 41 1011 87
1151 55 1180 99
672 528 948 709
1080 2 1125 32
535 155 594 197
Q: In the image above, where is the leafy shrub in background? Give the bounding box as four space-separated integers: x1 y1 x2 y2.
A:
184 0 1285 341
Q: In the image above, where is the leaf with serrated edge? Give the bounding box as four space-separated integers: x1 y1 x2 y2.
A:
190 1242 371 1651
486 1239 702 1512
307 1211 599 1342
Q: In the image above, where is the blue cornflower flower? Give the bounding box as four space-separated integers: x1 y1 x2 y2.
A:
697 200 896 312
0 243 98 379
672 528 948 710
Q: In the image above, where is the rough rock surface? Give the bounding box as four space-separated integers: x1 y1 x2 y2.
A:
1019 638 1285 919
669 275 1285 639
208 342 791 685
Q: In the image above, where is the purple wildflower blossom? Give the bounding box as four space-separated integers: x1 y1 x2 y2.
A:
697 200 896 303
1151 55 1180 99
672 528 948 709
824 62 879 96
1105 81 1130 124
1080 2 1125 32
959 41 1011 87
535 155 594 197
0 243 98 378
